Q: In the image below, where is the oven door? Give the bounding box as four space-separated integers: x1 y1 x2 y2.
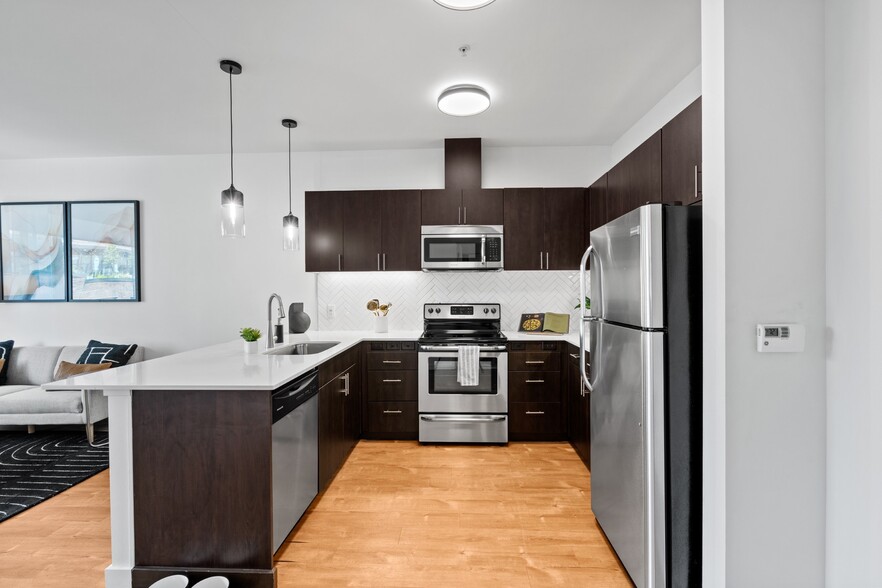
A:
421 234 485 270
418 349 508 413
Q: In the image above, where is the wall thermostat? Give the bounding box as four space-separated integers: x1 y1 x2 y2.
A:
756 324 805 353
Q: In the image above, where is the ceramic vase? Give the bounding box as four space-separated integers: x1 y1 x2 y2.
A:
288 302 311 333
244 340 259 354
374 315 388 333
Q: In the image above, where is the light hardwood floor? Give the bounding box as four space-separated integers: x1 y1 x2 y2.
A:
0 441 631 587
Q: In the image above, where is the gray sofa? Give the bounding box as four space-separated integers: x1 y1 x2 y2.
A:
0 345 145 444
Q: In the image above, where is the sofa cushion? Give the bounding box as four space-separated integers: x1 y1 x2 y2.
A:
54 361 112 381
0 387 83 415
5 346 64 386
0 385 32 399
0 340 13 384
76 340 138 367
55 346 144 377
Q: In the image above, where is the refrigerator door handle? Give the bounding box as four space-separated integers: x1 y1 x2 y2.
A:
579 245 596 391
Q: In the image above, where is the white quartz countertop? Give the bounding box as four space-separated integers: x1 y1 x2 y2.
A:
43 331 422 392
43 328 585 392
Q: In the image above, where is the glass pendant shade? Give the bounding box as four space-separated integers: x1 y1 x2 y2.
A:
221 185 245 237
282 212 299 251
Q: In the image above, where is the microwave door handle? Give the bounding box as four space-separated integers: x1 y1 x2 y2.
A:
481 236 486 266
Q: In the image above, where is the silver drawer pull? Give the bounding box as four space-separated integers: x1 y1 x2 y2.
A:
525 379 545 383
382 379 403 383
525 411 545 415
383 410 403 414
525 360 545 364
569 353 580 359
421 415 506 423
382 360 402 364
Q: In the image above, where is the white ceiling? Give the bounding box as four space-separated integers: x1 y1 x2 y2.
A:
0 0 700 159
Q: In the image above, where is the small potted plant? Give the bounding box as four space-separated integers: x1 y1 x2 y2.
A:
240 327 262 354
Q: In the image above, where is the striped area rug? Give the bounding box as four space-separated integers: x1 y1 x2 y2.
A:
0 431 108 522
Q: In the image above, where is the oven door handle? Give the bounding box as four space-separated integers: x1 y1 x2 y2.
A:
419 345 508 352
420 415 507 423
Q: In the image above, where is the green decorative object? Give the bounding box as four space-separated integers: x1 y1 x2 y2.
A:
239 327 262 342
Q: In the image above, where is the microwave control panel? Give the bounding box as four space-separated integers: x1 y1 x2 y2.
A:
485 238 502 262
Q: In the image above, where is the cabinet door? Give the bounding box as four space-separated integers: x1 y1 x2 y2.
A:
421 189 461 225
342 191 382 271
587 174 608 237
305 191 343 272
381 190 421 270
318 378 345 492
461 188 503 225
606 161 627 223
544 188 585 270
568 354 590 468
503 188 544 270
625 131 663 210
662 97 702 204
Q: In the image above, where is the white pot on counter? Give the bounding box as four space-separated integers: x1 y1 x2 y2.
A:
243 340 259 354
374 315 389 333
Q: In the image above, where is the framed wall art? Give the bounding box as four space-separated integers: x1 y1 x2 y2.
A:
68 200 141 301
0 202 68 302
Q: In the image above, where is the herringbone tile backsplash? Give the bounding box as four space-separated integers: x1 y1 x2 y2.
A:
316 271 589 332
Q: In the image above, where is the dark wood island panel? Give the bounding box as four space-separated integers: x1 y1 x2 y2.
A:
131 389 275 588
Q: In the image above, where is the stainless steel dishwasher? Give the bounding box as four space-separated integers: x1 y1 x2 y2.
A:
271 368 319 553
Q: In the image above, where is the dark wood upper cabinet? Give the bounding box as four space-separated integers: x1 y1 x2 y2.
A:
342 191 382 271
503 188 545 270
444 138 482 189
544 188 585 270
462 188 503 225
380 190 421 271
421 189 461 225
503 188 584 271
662 97 702 204
422 188 502 226
587 174 608 237
305 191 344 272
606 131 662 221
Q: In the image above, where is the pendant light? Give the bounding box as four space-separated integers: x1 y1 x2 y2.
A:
281 119 299 251
220 59 245 238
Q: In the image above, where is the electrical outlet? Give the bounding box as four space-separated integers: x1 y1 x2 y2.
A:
327 304 336 320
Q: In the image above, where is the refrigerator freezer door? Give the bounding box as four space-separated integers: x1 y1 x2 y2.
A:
590 321 666 588
590 204 664 329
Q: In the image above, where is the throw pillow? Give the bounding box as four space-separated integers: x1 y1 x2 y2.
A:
54 361 113 381
0 340 13 385
76 340 138 367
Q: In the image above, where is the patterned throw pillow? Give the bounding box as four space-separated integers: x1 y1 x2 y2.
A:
54 361 113 381
76 340 138 367
0 340 13 385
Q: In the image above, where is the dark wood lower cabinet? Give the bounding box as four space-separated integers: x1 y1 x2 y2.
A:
131 389 275 586
567 344 591 470
508 342 563 441
363 342 419 440
509 402 563 441
318 345 360 492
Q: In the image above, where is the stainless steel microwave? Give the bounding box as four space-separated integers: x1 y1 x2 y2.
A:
420 225 504 271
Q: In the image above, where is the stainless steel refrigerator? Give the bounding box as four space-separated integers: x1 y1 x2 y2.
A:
579 203 702 588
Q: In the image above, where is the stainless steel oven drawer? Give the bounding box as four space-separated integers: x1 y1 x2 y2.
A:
419 414 508 444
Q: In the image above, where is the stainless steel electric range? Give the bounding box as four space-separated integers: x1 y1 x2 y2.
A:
418 303 508 444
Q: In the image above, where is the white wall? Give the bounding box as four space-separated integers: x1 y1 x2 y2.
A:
825 0 882 585
608 65 702 170
703 1 827 586
0 145 608 357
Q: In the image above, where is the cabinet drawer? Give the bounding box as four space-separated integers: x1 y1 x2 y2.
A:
365 402 418 439
366 351 417 371
509 402 563 441
508 351 560 372
508 341 560 352
508 371 560 403
366 370 418 402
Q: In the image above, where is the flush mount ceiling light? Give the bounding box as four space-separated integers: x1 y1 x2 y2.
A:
220 59 245 238
281 119 300 251
437 84 491 116
433 0 496 10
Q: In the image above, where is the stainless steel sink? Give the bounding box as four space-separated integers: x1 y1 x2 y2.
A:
266 341 340 355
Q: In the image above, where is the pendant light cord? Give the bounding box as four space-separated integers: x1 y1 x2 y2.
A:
229 71 234 185
288 127 293 214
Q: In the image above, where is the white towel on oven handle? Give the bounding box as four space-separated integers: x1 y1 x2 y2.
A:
457 345 481 386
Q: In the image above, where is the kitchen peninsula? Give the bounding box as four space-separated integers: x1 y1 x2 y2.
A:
44 328 582 587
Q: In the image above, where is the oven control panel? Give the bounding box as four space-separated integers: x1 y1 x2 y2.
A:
424 303 500 319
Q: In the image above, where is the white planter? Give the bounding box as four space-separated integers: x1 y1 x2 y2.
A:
243 340 259 354
374 315 389 333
